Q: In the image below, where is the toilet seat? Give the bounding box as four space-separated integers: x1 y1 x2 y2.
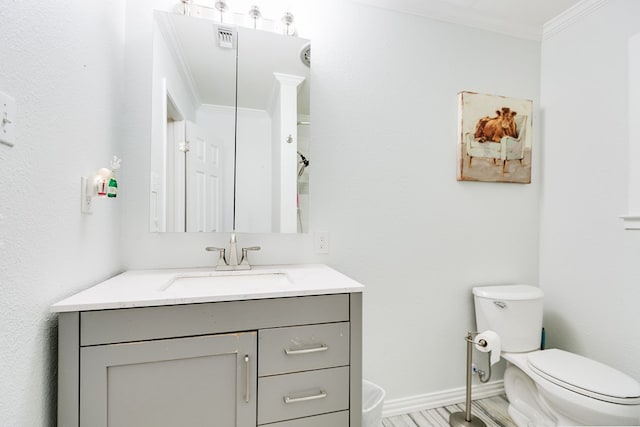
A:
527 349 640 405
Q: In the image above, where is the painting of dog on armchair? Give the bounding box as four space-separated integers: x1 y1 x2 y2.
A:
457 91 533 184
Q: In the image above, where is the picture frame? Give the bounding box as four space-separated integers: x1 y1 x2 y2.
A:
457 91 533 183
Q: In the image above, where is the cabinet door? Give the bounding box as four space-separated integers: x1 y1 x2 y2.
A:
80 332 257 427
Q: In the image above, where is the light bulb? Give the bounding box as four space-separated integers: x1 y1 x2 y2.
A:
248 5 261 29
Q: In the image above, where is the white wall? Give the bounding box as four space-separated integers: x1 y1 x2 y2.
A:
121 0 541 401
539 0 640 380
0 1 125 425
311 2 541 400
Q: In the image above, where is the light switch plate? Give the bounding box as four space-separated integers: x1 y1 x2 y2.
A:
0 91 16 148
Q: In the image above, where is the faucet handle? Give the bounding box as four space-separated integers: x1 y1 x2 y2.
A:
205 246 227 266
240 246 261 266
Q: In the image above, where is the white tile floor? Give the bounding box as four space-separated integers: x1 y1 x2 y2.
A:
382 395 516 427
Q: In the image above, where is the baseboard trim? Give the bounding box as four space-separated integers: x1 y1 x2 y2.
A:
382 380 505 418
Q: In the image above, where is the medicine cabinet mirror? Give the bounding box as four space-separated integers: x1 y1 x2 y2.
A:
150 10 310 233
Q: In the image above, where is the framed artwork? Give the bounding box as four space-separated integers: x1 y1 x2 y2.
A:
457 91 533 184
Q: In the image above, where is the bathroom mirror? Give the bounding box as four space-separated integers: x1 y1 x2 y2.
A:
150 11 310 233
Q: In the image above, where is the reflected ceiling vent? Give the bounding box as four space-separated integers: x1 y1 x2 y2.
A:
300 43 310 67
217 26 234 49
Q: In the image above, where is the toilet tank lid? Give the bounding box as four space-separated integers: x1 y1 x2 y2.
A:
472 284 543 300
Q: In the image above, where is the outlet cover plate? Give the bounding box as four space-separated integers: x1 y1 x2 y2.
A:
315 231 329 254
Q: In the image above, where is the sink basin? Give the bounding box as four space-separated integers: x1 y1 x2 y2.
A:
163 272 292 294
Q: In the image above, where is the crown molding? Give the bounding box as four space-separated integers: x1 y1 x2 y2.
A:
351 0 542 41
542 0 606 41
351 0 608 42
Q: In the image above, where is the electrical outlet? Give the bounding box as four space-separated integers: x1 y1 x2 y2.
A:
315 231 329 254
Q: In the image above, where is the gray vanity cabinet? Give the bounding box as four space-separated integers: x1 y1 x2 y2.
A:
57 293 362 427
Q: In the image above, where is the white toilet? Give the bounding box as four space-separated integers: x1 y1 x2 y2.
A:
473 284 640 426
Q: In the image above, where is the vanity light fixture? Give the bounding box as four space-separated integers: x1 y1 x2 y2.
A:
178 1 303 37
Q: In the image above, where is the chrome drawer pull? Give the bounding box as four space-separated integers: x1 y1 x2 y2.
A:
283 390 327 404
284 344 328 355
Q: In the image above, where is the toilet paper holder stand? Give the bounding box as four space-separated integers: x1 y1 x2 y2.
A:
466 332 492 384
449 331 493 427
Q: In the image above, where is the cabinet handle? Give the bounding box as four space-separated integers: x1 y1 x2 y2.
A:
284 344 328 355
283 390 327 404
244 355 250 403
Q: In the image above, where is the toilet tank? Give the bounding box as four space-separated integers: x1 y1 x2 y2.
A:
472 284 544 352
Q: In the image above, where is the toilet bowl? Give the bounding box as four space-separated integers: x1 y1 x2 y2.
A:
503 350 640 426
473 284 640 426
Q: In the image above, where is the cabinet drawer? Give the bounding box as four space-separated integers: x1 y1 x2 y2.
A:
258 366 349 424
261 410 349 427
259 322 350 376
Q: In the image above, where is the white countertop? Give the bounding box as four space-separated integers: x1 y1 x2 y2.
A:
51 264 365 312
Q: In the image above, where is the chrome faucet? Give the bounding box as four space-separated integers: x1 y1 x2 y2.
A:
206 233 261 271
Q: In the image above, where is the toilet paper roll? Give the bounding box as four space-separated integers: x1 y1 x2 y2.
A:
474 330 501 366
